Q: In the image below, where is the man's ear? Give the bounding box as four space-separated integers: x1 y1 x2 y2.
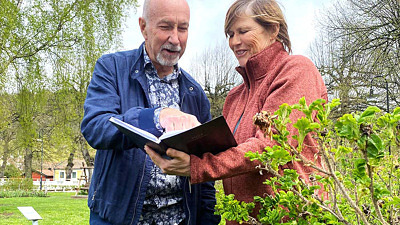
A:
139 17 147 40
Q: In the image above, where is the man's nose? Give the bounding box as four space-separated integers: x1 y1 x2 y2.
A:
168 28 180 45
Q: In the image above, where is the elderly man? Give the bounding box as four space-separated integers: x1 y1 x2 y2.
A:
81 0 220 224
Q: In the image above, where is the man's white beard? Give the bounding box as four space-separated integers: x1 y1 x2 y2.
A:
156 44 181 66
157 54 179 66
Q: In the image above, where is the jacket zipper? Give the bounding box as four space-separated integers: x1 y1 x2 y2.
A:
130 154 148 225
92 191 96 201
92 166 104 201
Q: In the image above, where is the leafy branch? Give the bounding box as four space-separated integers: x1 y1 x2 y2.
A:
216 97 400 224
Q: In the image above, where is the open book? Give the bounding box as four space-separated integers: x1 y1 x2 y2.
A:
109 116 237 157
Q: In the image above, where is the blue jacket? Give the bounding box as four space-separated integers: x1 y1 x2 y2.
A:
81 43 220 225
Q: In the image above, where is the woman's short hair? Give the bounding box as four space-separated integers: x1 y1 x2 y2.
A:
224 0 292 53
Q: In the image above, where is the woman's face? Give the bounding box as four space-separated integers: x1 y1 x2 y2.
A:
227 15 276 67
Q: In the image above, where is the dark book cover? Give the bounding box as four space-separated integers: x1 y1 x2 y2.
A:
109 116 237 157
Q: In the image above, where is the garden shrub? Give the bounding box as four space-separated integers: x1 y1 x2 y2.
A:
0 190 47 198
2 178 33 191
4 164 22 178
215 98 400 225
0 178 48 198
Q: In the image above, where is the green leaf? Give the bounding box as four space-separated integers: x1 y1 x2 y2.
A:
338 146 353 154
373 183 390 199
309 122 321 130
309 98 326 109
269 148 293 171
333 146 353 160
387 197 400 207
215 194 255 223
299 96 306 107
367 134 384 159
393 107 400 115
358 106 380 123
353 159 369 184
293 117 311 131
328 98 341 108
335 114 359 140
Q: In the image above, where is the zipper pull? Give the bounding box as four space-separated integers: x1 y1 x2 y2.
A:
188 178 191 193
92 190 96 200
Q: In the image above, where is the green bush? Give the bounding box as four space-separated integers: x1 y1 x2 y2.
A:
78 187 89 196
0 190 47 198
216 98 400 225
4 164 22 178
2 178 33 191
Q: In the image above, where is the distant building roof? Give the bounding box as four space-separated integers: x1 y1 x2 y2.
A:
32 169 53 177
54 159 87 170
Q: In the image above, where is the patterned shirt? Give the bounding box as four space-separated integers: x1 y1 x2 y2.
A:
138 49 185 225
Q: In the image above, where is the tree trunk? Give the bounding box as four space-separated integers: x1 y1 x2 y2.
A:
0 140 10 178
65 152 74 180
80 136 94 167
24 147 33 178
81 147 94 166
79 139 94 184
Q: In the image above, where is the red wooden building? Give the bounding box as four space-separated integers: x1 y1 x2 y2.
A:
32 169 53 181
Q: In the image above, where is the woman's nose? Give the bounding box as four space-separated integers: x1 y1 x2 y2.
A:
230 35 241 46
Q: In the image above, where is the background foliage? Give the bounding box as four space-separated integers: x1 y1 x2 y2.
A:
0 0 138 178
310 0 399 116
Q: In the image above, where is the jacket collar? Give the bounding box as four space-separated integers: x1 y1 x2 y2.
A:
236 41 287 89
130 42 146 80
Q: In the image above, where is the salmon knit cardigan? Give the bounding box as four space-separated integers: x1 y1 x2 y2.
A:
190 41 328 223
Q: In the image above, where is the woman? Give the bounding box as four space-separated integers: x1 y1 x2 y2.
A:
146 0 328 223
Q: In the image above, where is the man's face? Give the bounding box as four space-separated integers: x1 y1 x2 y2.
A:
140 0 190 72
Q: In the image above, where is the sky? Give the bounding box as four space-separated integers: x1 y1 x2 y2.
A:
121 0 333 68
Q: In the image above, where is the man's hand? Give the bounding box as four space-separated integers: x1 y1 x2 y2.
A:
145 145 191 177
160 108 200 132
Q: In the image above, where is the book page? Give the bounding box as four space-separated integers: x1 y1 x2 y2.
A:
159 129 187 140
109 117 160 143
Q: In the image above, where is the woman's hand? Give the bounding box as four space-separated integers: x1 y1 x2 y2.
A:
145 145 191 177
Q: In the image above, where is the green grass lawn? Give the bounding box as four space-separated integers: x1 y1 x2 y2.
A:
0 192 90 225
0 182 225 225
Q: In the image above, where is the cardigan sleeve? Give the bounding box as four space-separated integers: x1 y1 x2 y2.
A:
190 56 327 184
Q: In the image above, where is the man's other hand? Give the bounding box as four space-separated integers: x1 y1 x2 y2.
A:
145 145 190 177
